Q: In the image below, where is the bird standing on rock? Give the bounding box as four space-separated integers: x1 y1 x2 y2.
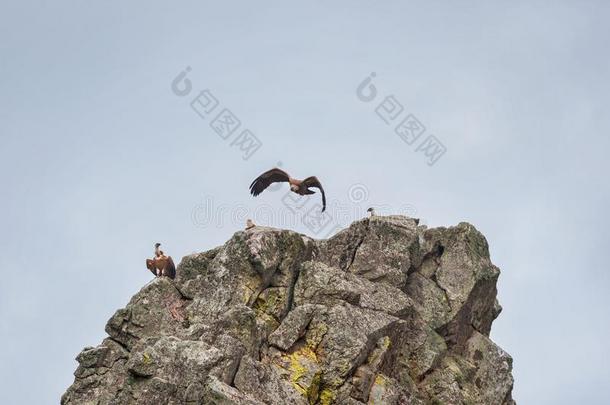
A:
249 168 326 212
146 243 176 279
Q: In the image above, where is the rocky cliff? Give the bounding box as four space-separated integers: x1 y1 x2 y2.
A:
62 216 514 404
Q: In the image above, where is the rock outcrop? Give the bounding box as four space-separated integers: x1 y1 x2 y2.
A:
62 216 514 404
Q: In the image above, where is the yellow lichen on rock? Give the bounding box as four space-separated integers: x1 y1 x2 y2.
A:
284 346 320 399
241 284 255 305
319 388 336 405
307 371 322 404
367 374 388 405
381 336 391 350
374 374 386 386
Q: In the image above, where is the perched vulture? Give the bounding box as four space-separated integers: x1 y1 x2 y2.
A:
146 243 176 279
249 168 326 212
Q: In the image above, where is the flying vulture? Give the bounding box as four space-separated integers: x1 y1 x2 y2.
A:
249 168 326 212
146 243 176 279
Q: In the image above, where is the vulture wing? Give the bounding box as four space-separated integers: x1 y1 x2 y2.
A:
146 259 157 276
164 256 176 279
249 168 291 196
302 176 326 212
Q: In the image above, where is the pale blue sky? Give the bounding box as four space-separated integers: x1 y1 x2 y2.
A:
1 1 609 404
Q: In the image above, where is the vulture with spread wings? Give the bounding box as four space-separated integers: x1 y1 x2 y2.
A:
249 168 326 212
146 243 176 279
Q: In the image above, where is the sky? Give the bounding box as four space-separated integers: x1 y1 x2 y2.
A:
1 1 609 404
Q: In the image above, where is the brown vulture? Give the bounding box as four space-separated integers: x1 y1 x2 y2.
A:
145 243 176 279
249 168 326 211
